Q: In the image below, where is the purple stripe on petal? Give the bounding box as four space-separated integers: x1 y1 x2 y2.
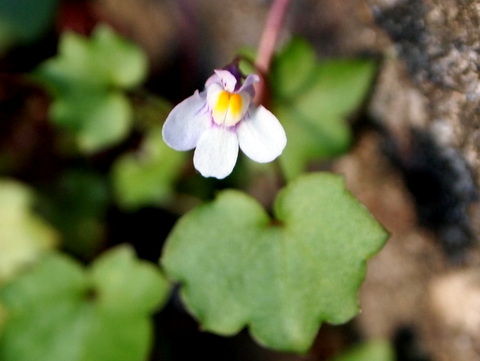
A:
213 70 238 92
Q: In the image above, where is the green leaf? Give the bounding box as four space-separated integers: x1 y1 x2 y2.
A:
111 126 186 211
237 47 257 76
50 89 132 153
33 25 147 153
36 25 147 91
328 340 395 361
270 38 376 180
74 91 132 153
270 38 318 99
0 180 57 283
0 245 170 361
161 172 388 352
90 245 170 314
90 25 148 88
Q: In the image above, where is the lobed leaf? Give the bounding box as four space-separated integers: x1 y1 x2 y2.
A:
270 38 376 180
33 25 147 153
0 245 170 361
161 173 388 352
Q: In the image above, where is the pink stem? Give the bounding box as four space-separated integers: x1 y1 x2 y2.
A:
254 0 292 105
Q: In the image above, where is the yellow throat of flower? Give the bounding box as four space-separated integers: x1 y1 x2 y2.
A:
212 90 248 127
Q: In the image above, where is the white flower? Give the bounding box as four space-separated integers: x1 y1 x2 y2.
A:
162 68 287 179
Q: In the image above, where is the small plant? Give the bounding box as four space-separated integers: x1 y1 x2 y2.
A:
0 0 390 360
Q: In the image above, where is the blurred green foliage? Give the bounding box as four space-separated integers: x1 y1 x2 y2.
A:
0 180 57 283
111 95 188 211
0 12 387 357
112 126 187 211
33 25 148 153
270 38 376 180
328 340 395 361
0 245 170 361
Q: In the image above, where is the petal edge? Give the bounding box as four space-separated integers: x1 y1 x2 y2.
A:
193 127 239 179
237 106 287 163
162 91 210 151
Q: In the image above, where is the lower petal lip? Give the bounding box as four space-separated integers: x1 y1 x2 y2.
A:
193 126 240 179
237 105 287 163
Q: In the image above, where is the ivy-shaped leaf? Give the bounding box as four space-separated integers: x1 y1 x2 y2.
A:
0 245 170 361
0 180 57 283
33 25 147 153
161 173 388 352
270 38 376 180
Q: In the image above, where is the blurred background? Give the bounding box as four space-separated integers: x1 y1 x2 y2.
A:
0 0 480 360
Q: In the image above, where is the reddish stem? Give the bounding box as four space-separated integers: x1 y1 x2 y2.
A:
254 0 292 105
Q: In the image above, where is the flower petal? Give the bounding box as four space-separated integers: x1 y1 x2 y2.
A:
162 90 210 151
237 74 260 97
237 105 287 163
205 72 221 88
212 70 237 92
193 126 239 179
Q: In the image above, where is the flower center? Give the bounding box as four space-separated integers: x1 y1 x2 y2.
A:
211 90 248 127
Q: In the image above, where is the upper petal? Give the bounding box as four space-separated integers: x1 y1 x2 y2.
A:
237 73 260 97
211 70 238 92
237 105 287 163
162 90 210 151
193 126 239 179
205 72 221 88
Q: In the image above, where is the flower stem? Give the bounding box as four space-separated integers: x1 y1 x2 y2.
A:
254 0 292 105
